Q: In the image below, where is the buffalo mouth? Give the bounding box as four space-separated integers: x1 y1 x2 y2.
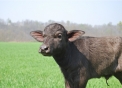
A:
42 53 52 56
40 51 52 56
38 48 52 56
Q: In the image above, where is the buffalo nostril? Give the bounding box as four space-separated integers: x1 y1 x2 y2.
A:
44 47 48 51
40 45 49 53
42 46 48 51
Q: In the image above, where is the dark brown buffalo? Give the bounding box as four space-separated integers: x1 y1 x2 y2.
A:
30 23 122 88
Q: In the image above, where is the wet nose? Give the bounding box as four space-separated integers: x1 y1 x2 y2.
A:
39 45 49 53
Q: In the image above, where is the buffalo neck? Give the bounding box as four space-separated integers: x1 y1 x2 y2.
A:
53 42 81 70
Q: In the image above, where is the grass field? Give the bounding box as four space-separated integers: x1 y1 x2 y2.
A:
0 42 122 88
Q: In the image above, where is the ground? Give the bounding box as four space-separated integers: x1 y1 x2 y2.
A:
0 42 121 88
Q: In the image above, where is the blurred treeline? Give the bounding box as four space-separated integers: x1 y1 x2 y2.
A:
0 18 122 42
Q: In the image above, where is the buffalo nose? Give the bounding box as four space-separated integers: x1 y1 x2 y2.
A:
39 45 49 53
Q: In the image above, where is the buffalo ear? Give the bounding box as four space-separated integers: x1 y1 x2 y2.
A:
30 30 43 42
67 30 85 42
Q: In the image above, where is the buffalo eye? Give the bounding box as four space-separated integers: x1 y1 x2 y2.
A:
43 34 47 37
57 34 62 38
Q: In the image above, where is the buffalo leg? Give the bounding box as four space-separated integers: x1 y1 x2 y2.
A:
114 72 122 84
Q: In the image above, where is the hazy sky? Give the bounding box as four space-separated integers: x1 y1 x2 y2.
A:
0 0 122 25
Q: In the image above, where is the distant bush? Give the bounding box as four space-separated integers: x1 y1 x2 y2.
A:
0 19 122 42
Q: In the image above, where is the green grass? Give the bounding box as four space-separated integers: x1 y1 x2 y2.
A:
0 42 122 88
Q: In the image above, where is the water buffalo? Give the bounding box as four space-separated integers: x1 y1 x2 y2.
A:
30 23 122 88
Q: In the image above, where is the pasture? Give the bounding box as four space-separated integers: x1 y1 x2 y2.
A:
0 42 122 88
